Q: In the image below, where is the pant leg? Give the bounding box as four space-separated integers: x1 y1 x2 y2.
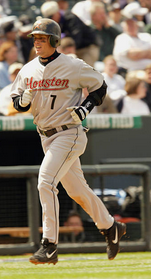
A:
38 126 87 244
61 158 114 230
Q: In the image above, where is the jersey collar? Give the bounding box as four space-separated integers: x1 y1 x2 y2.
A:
39 51 60 66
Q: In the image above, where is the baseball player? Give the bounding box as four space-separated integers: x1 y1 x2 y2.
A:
10 18 126 265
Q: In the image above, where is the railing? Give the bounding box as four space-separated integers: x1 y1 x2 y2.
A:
0 164 150 255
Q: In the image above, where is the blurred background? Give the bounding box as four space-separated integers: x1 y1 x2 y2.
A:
0 0 151 254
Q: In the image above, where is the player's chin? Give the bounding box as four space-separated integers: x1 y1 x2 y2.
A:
35 49 41 55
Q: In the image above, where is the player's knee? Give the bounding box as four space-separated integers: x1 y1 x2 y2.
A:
38 179 58 194
37 170 52 191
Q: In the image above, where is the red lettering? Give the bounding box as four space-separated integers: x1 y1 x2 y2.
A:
41 79 45 87
33 81 38 88
55 79 62 86
61 79 69 88
45 79 50 88
50 77 56 86
26 77 69 90
26 78 30 87
26 77 33 89
38 80 43 87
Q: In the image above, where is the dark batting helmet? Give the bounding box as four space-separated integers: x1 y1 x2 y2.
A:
28 18 61 48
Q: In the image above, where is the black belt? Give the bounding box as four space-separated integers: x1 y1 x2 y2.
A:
39 125 68 137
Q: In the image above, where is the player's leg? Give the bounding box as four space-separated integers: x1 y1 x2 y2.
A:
29 126 87 264
61 158 126 260
38 127 87 243
61 157 114 229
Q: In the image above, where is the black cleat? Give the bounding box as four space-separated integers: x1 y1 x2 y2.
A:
100 221 126 260
29 238 58 265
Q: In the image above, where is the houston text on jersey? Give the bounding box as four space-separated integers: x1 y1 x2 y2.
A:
26 77 69 90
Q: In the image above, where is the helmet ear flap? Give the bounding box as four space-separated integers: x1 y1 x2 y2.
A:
49 35 60 48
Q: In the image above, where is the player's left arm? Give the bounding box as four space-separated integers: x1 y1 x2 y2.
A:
12 96 31 112
12 89 33 112
67 80 107 122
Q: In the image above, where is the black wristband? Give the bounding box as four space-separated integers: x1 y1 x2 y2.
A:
12 96 31 112
80 96 95 113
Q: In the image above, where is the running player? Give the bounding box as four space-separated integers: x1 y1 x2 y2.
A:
10 18 126 265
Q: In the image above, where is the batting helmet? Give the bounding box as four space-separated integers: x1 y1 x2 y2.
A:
28 18 61 48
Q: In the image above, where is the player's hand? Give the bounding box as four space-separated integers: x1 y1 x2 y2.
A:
67 106 89 122
19 89 33 107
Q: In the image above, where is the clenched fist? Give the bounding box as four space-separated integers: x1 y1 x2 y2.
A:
19 89 33 107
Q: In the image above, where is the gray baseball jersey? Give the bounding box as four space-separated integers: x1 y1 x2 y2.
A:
11 54 104 130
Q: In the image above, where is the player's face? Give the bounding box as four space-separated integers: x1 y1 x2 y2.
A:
33 34 54 57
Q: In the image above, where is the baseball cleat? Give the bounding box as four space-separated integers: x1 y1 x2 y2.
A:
29 238 58 265
100 221 126 260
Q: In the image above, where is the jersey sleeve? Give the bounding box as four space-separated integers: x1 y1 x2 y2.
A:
10 71 26 99
10 70 31 112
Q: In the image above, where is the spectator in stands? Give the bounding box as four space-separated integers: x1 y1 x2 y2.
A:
82 86 118 114
102 55 126 94
0 27 5 46
141 64 151 111
121 2 149 32
138 0 151 24
63 210 85 242
71 0 101 26
0 4 6 18
113 4 151 73
91 94 119 113
17 14 34 63
143 0 151 35
0 15 15 45
107 2 123 33
0 0 10 15
0 62 24 115
40 1 101 66
120 76 150 115
0 41 18 90
2 18 25 64
28 46 37 62
57 36 77 58
0 14 33 64
61 210 94 242
102 55 126 107
56 0 69 13
89 2 121 61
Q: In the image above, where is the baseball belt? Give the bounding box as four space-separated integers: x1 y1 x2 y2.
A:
39 125 68 137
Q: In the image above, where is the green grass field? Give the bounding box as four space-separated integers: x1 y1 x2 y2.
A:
0 252 151 279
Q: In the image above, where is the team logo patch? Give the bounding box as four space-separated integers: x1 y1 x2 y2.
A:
34 22 41 30
85 101 92 109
